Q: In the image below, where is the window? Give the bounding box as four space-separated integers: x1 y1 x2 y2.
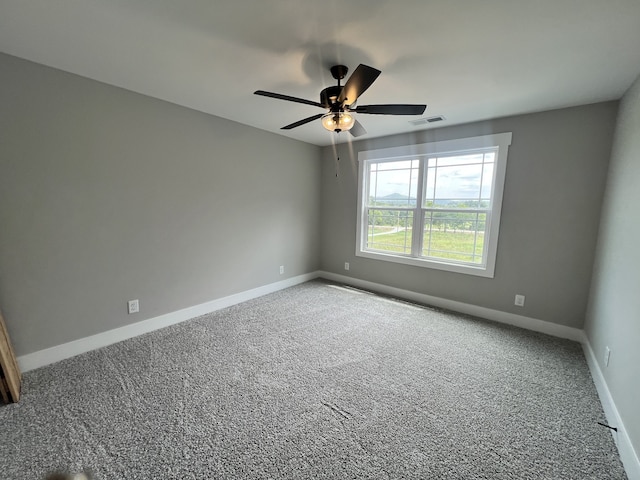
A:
356 133 512 277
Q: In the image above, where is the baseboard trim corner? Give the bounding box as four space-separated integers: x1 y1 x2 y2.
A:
17 271 321 372
582 338 640 480
318 271 584 342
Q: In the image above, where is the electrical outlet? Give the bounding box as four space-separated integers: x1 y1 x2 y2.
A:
128 299 139 314
514 294 525 307
279 265 284 275
344 262 350 271
604 346 611 367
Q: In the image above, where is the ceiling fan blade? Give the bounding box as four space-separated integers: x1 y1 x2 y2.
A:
349 119 367 137
254 90 324 108
337 64 381 106
281 113 325 130
354 104 427 115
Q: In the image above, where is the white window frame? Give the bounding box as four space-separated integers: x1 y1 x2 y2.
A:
356 132 512 278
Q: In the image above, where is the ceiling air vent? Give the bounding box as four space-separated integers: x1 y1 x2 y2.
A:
409 115 446 126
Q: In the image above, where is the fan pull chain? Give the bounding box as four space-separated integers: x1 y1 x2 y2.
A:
333 132 340 177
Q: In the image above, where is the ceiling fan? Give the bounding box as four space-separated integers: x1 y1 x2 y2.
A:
254 64 427 137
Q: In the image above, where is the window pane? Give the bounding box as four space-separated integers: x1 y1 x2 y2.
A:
368 161 418 207
424 152 495 208
434 164 483 200
377 160 407 170
436 153 485 167
425 167 435 205
422 212 487 264
366 209 414 255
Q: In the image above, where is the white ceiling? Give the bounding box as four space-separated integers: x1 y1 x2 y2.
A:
2 0 640 147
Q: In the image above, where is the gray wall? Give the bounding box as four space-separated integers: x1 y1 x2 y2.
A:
320 103 618 328
0 53 322 356
585 74 640 459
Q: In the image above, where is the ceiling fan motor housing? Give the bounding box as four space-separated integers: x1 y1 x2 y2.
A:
330 64 348 80
320 85 343 108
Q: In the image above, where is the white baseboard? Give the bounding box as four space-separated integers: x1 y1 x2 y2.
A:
582 339 640 480
318 271 584 342
18 270 582 372
17 272 320 372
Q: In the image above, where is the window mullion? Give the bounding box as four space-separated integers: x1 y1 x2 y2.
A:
363 162 372 249
411 158 426 257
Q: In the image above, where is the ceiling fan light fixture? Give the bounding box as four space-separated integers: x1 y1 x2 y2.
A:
321 111 354 132
255 64 426 137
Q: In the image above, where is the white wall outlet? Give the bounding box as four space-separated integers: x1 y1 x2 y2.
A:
604 346 611 367
344 262 350 271
514 294 525 307
128 299 139 314
279 265 284 275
